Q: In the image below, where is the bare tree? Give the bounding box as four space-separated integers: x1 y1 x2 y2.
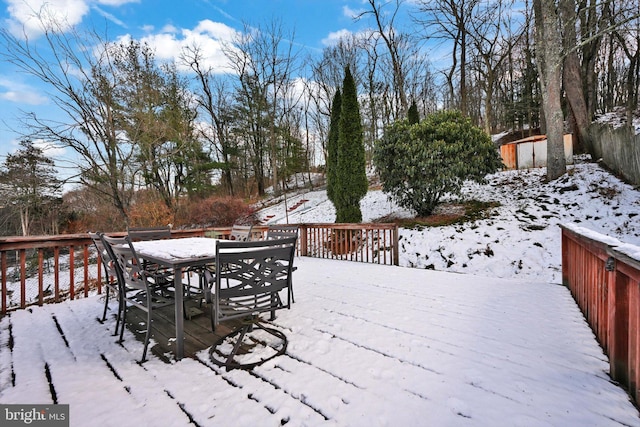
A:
468 0 522 134
222 19 300 196
361 34 383 165
533 0 566 180
0 21 136 221
307 34 362 163
182 44 237 196
413 0 480 116
579 0 609 120
357 0 410 116
607 0 640 124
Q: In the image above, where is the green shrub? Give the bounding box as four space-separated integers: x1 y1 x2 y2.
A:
373 110 502 216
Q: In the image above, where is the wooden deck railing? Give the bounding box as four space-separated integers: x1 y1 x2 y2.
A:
561 224 640 404
294 223 399 265
0 223 398 315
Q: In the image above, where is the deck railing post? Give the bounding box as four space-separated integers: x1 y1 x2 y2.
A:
609 272 630 386
393 224 399 266
299 224 308 256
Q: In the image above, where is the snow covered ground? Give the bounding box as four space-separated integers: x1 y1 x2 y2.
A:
2 257 639 426
257 156 640 284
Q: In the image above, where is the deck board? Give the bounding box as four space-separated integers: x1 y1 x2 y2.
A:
125 299 240 361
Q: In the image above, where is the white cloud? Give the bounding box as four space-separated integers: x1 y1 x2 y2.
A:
139 32 182 59
92 5 127 28
193 19 239 42
0 78 49 105
160 23 178 34
5 0 138 38
2 138 66 160
32 139 67 158
5 0 89 38
0 90 48 105
321 29 353 46
343 5 364 19
135 19 242 74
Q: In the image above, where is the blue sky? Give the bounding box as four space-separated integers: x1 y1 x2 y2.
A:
1 0 413 172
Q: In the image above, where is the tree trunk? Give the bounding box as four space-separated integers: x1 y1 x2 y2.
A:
559 0 589 154
580 0 605 121
563 55 590 154
20 207 30 237
460 30 468 116
533 0 566 181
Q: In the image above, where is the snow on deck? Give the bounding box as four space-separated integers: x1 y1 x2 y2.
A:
1 257 638 426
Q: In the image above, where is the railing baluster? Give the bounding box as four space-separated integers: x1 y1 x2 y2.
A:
69 246 75 300
83 244 89 298
38 249 44 306
54 247 60 303
1 252 6 314
20 250 26 309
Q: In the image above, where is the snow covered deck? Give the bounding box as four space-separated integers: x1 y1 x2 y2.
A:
1 257 639 426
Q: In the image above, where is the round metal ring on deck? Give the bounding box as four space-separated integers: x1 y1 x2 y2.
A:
209 322 288 371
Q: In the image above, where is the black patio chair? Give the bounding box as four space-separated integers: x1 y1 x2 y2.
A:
127 226 174 287
207 237 297 371
198 224 254 294
265 224 299 303
102 234 176 363
265 224 299 240
127 225 172 241
89 232 124 335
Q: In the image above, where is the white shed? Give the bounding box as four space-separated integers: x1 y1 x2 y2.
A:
500 134 574 170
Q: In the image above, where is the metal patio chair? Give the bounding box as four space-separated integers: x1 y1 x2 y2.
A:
265 224 299 240
265 224 299 303
127 226 174 287
89 232 124 335
207 237 297 370
127 225 172 241
229 224 253 241
102 234 176 363
199 224 254 293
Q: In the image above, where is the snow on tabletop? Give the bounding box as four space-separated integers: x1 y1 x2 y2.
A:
133 236 218 259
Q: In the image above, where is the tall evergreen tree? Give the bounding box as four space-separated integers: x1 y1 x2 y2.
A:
0 140 61 236
335 66 368 223
326 89 341 206
408 100 420 124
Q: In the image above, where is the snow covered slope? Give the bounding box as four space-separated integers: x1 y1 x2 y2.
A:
256 158 640 284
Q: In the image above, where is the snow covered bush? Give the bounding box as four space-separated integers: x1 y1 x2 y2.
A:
373 110 503 216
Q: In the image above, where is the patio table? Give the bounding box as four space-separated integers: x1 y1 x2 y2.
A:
132 237 219 360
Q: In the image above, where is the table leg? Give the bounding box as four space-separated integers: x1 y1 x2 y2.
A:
175 266 184 360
